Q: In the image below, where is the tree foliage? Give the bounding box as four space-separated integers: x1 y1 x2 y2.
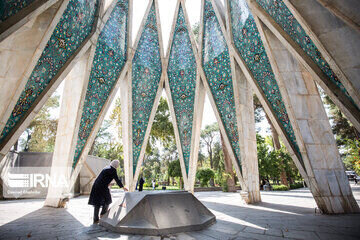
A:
168 159 182 178
109 98 122 139
23 94 60 152
149 97 175 149
256 134 301 183
323 95 359 147
196 168 215 187
253 94 264 124
200 123 219 169
343 139 360 175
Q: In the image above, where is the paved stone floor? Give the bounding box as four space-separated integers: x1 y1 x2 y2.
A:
1 184 360 240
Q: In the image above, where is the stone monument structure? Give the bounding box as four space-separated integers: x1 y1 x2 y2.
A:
100 191 216 235
0 0 359 214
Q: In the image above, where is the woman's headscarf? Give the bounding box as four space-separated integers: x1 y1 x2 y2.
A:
110 160 120 169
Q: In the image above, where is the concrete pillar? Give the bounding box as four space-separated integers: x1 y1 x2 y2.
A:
124 0 164 191
0 0 59 42
216 0 261 202
0 1 62 135
199 0 248 196
260 22 359 213
286 0 360 116
314 0 360 32
69 0 132 190
248 0 360 132
187 80 206 193
163 0 205 192
233 60 261 203
45 0 119 206
121 71 132 188
45 48 92 207
0 0 99 162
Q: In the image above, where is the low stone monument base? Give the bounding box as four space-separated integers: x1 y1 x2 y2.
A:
99 191 216 235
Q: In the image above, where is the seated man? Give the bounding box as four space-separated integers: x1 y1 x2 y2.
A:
88 160 128 223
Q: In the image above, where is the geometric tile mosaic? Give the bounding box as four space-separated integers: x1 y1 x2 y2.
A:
229 0 303 163
132 2 162 174
0 0 35 22
0 0 98 145
72 0 129 168
255 0 358 110
167 5 197 175
202 0 242 169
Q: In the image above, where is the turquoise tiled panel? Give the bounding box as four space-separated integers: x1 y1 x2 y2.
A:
202 0 241 168
0 0 98 144
0 0 35 22
167 6 197 175
229 0 302 162
132 3 162 174
72 0 129 168
256 0 358 109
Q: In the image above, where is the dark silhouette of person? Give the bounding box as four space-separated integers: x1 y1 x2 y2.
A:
138 176 145 192
88 160 128 224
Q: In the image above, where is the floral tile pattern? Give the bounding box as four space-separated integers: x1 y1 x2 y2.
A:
167 5 197 176
0 0 98 144
132 3 162 174
0 0 35 22
256 0 358 110
72 0 129 168
229 0 302 162
202 0 241 168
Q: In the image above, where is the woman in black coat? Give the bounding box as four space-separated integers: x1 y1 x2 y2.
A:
88 160 127 223
138 176 145 192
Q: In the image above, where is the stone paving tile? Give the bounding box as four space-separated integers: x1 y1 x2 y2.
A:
1 185 360 240
196 228 236 239
243 226 266 235
235 231 285 240
207 220 245 235
186 230 220 240
282 229 320 240
316 232 360 240
170 233 196 240
264 228 283 237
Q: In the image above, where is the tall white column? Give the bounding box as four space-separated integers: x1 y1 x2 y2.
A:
0 1 63 136
260 22 359 213
233 60 261 203
44 49 91 207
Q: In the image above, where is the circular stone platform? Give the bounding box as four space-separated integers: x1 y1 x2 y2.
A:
99 191 216 235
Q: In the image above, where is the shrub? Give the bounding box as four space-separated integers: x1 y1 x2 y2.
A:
290 182 304 189
143 182 158 188
272 184 289 191
196 168 215 187
221 180 229 192
220 173 232 192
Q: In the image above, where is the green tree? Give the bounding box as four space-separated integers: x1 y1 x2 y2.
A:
212 142 224 172
343 139 360 175
196 168 215 187
26 94 60 152
253 94 264 124
168 159 183 188
321 92 359 173
149 97 175 149
140 97 177 185
142 149 161 185
200 123 219 169
257 134 276 182
90 120 113 155
322 94 359 147
192 22 200 44
198 152 206 168
109 97 122 139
